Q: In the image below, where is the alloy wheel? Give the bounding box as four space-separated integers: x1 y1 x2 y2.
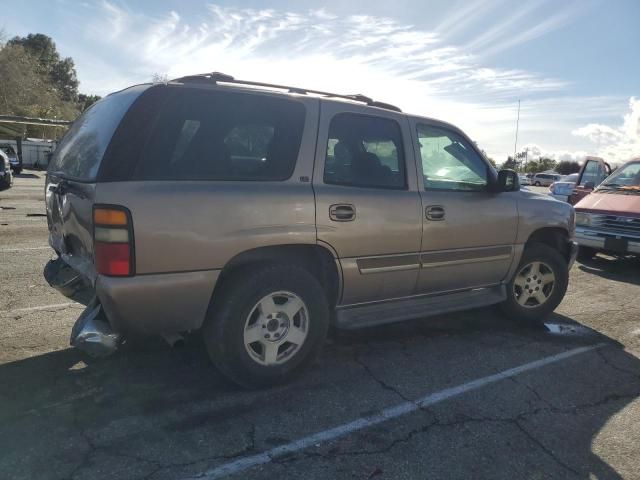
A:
243 291 309 366
513 261 556 308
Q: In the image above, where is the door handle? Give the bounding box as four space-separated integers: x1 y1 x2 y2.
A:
425 205 445 221
329 204 356 222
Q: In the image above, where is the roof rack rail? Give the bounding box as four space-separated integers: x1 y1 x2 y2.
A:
170 72 402 112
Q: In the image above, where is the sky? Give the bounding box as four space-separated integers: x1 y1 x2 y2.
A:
3 0 639 164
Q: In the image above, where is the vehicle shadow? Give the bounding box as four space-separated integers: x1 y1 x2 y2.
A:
577 254 640 286
15 173 41 179
0 310 637 480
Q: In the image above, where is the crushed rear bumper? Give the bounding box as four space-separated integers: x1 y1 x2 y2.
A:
44 255 220 348
44 256 121 356
69 298 122 356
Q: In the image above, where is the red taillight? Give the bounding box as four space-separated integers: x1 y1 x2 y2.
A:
93 206 134 277
95 242 131 276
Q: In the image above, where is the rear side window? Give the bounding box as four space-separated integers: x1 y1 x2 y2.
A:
324 113 406 189
48 86 146 180
133 88 305 181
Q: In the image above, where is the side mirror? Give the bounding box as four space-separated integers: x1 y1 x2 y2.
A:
494 169 519 192
584 181 595 189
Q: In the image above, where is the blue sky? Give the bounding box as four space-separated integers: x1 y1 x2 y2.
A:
3 0 639 163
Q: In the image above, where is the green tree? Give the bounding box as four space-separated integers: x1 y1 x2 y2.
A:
538 157 557 172
556 160 581 175
501 156 517 170
8 33 79 102
0 43 79 138
78 93 102 111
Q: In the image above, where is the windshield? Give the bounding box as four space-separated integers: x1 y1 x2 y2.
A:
598 161 640 190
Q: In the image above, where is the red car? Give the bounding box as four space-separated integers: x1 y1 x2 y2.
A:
574 158 640 259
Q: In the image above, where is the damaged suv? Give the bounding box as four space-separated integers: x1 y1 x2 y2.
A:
45 73 577 387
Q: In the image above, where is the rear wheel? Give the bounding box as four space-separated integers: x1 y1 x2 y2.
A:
203 264 329 388
500 243 568 326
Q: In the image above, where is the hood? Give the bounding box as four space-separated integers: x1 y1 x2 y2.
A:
520 188 564 202
575 191 640 218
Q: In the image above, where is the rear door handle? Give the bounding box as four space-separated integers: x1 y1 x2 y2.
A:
329 204 356 222
425 205 445 221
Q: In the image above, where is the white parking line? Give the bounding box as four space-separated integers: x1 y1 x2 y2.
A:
188 344 604 480
1 302 78 316
0 246 51 253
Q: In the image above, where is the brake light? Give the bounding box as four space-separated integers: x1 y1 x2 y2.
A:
93 206 134 276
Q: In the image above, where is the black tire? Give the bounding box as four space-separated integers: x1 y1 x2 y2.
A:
499 243 569 326
534 181 541 186
0 173 11 190
203 264 330 388
13 168 21 175
577 246 597 261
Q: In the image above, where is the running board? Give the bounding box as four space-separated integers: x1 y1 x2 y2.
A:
335 285 506 330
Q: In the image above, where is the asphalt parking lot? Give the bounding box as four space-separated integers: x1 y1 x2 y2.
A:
1 173 639 480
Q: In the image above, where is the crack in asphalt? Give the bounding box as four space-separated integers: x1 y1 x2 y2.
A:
268 389 639 478
67 407 260 480
352 347 414 403
596 348 640 381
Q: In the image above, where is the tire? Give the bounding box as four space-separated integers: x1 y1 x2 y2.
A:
13 168 21 175
0 172 11 190
534 181 541 186
499 243 569 326
577 246 597 261
203 264 330 388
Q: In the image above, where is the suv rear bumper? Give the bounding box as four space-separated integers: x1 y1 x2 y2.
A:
45 256 220 335
576 227 640 255
97 270 220 334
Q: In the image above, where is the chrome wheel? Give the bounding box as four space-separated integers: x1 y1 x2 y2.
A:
243 291 309 366
513 261 556 308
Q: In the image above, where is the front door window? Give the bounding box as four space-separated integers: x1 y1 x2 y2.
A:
416 124 488 192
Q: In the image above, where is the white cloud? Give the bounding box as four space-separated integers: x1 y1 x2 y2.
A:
81 2 566 100
572 97 640 164
60 2 633 164
520 144 589 162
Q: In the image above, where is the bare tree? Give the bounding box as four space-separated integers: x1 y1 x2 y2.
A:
152 72 169 83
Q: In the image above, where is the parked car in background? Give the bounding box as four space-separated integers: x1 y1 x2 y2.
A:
531 172 562 187
0 149 13 189
0 144 21 174
575 158 640 259
43 73 577 387
549 173 579 202
519 174 531 185
570 156 610 205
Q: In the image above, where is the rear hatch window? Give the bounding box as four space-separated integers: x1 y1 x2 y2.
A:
130 86 306 182
48 85 149 181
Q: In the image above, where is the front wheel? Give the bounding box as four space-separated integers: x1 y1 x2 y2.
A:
500 243 569 326
534 181 541 186
203 264 329 388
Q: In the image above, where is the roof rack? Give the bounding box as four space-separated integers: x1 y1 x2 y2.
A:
171 72 402 112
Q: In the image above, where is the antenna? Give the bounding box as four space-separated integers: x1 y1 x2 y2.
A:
513 99 520 170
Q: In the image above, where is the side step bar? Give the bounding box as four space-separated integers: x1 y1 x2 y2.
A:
335 285 506 329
